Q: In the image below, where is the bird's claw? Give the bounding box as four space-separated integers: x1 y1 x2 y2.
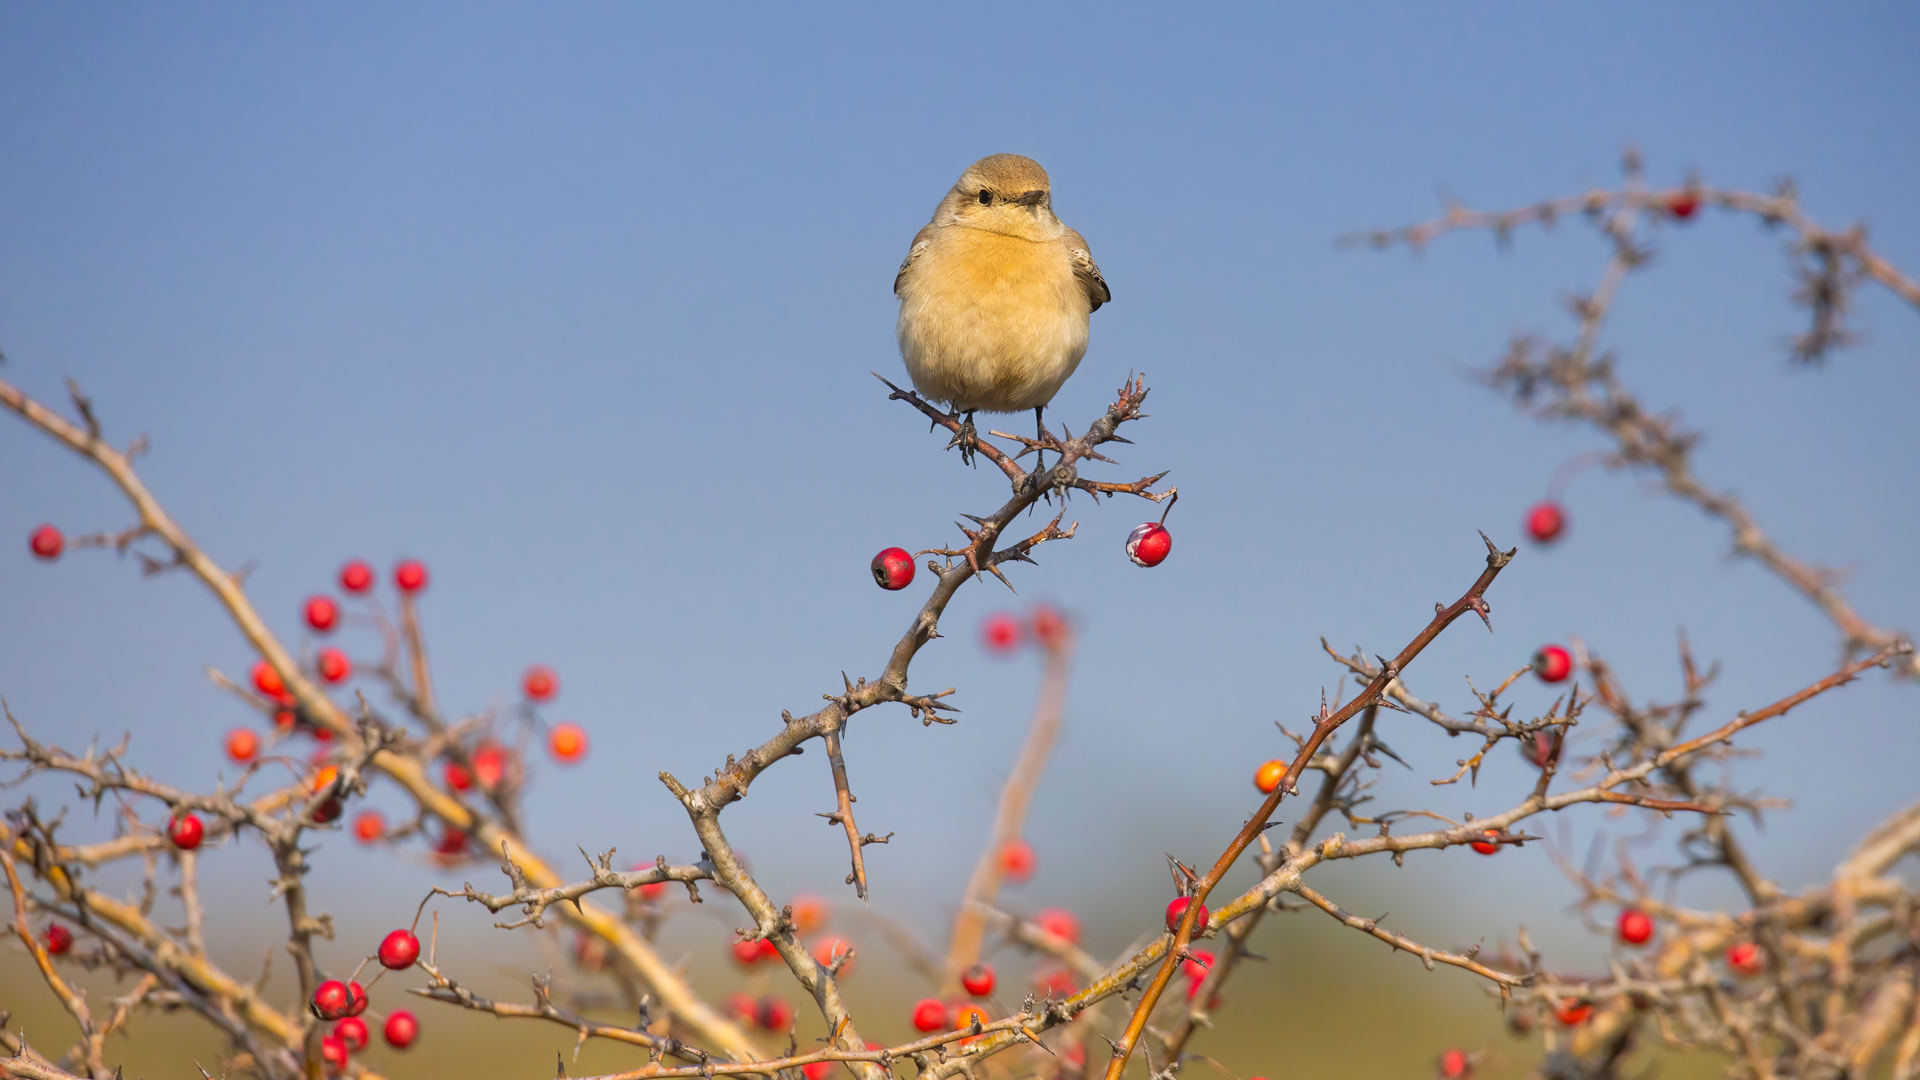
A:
946 416 980 467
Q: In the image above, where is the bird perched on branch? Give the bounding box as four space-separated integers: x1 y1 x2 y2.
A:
894 154 1110 465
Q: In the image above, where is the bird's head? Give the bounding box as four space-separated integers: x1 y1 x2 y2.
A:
941 154 1067 241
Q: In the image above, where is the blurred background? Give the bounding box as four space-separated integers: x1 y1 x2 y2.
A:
2 4 1916 1077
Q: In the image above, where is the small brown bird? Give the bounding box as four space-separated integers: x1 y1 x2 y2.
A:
894 154 1109 462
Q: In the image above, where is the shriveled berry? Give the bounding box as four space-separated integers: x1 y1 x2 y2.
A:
1617 908 1655 946
168 813 205 851
252 661 286 698
1438 1048 1471 1078
338 560 374 594
334 1016 369 1052
29 525 64 560
549 722 588 763
1727 941 1764 977
225 728 260 763
352 810 385 844
312 797 342 824
911 998 948 1032
311 979 352 1021
1034 908 1080 944
961 963 995 997
45 923 74 955
870 547 915 591
379 929 421 969
756 995 795 1032
523 664 558 701
305 596 339 632
981 612 1021 654
383 1009 418 1048
1533 645 1573 683
394 560 428 593
1125 522 1172 567
320 1034 349 1070
1253 759 1286 794
1165 896 1209 935
998 838 1036 883
316 647 351 684
1668 191 1700 220
1526 501 1566 544
1470 829 1501 855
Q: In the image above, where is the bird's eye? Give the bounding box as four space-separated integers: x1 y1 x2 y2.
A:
977 190 993 205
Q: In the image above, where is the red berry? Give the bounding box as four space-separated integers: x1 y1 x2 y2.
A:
1727 941 1764 977
1029 605 1068 649
316 647 351 684
1033 968 1076 997
803 1063 833 1080
911 998 948 1032
732 937 771 965
1064 1045 1087 1070
334 1016 369 1052
346 980 368 1017
1181 949 1215 983
45 924 74 955
1125 522 1172 568
756 995 795 1032
998 838 1036 883
724 992 757 1023
961 963 996 997
548 722 588 764
320 1034 349 1070
1617 908 1655 946
811 935 855 976
1470 829 1501 855
1533 644 1573 683
1034 908 1081 944
1668 191 1699 220
168 813 205 851
29 525 64 561
636 880 668 902
1552 999 1592 1026
1164 896 1209 936
1438 1048 1471 1078
1519 731 1554 767
339 560 374 594
251 661 286 698
225 728 260 763
1253 759 1286 794
870 547 915 591
352 810 385 844
394 560 428 593
383 1009 418 1048
444 760 473 791
312 797 342 824
433 828 468 858
472 743 510 790
1526 501 1566 544
305 596 339 632
523 664 558 701
379 929 421 969
981 612 1022 654
312 979 352 1021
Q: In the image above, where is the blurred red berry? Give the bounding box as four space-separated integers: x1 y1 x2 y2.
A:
1668 191 1700 220
443 760 473 791
733 937 773 965
1033 968 1076 997
756 995 795 1032
724 992 757 1023
251 661 286 698
790 894 830 935
338 560 374 594
472 744 510 790
637 880 668 902
383 1009 418 1048
334 1016 369 1052
1165 896 1208 935
1617 908 1655 946
952 1003 989 1042
433 829 468 858
1064 1045 1087 1070
1533 644 1573 683
1526 501 1566 544
320 1034 349 1070
1439 1048 1472 1078
316 647 351 684
1030 604 1067 648
1125 522 1172 567
803 1063 833 1080
1519 730 1555 767
1470 829 1501 855
1181 948 1215 983
29 525 64 560
45 924 73 955
911 998 948 1032
981 612 1022 654
961 963 995 997
305 596 339 632
812 935 855 976
352 810 385 844
1727 941 1764 977
1552 999 1592 1026
870 547 915 590
998 838 1036 883
1253 759 1286 794
225 728 260 763
379 928 421 969
549 722 588 764
1034 908 1080 944
312 797 342 824
311 979 352 1021
394 560 428 593
168 813 204 851
523 664 558 701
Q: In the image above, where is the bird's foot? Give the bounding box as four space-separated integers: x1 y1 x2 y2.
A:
945 413 980 468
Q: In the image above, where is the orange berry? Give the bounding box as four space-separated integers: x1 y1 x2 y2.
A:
548 722 588 763
1253 759 1286 794
1470 829 1501 855
225 728 260 763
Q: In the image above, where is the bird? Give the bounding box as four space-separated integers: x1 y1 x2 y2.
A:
894 153 1109 467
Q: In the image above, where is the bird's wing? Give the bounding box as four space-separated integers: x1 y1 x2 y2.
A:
893 223 937 297
1063 228 1110 312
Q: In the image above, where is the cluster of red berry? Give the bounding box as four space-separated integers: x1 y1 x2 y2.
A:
305 927 423 1067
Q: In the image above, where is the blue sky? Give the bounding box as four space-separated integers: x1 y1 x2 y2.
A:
3 2 1917 984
